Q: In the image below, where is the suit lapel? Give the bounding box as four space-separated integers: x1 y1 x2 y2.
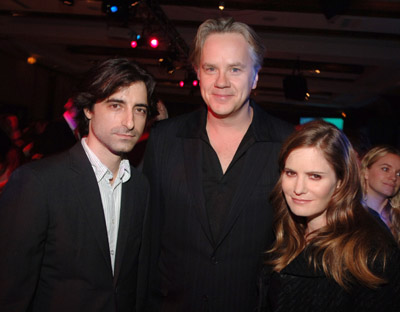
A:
69 143 113 273
112 179 134 285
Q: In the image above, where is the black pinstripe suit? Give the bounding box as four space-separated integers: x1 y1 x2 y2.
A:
141 102 293 312
0 143 149 312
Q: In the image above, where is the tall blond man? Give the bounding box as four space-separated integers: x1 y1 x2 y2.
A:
141 18 293 312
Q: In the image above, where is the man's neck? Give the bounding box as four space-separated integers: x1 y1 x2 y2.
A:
85 137 122 180
206 102 253 135
205 103 253 174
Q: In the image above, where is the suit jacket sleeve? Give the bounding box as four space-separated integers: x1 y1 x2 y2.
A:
139 125 164 311
0 165 49 311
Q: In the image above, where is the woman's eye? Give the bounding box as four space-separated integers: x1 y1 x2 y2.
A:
284 170 296 177
310 174 321 180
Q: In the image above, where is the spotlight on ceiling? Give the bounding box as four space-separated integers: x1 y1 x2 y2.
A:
159 57 175 75
149 37 159 48
102 0 130 21
130 32 142 48
60 0 74 6
27 55 37 65
187 71 199 87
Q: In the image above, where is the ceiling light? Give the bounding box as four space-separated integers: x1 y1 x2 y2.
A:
27 56 37 65
60 0 74 6
149 37 159 48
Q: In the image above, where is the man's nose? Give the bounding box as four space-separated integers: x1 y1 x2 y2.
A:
122 111 134 130
215 72 229 88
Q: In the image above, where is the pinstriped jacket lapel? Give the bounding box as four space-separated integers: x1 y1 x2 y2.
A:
68 143 113 274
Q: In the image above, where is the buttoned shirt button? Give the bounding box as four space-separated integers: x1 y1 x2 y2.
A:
210 256 218 265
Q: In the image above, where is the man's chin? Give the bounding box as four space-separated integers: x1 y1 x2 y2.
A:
111 143 136 155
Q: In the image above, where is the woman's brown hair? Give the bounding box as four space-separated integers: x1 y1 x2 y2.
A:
267 120 393 289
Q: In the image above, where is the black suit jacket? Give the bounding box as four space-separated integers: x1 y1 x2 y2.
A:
141 102 293 312
0 143 149 312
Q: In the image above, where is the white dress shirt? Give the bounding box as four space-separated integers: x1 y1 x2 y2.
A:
81 138 131 274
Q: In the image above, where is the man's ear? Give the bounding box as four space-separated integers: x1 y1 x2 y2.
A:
83 108 92 120
252 72 259 90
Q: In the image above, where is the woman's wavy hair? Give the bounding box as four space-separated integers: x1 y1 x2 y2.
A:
267 120 393 289
361 145 400 245
73 58 158 136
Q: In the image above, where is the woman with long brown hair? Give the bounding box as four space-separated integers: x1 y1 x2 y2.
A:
361 145 400 245
258 120 400 312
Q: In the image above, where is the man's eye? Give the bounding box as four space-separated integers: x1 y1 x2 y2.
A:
134 107 148 116
382 167 389 172
231 68 240 73
110 103 121 109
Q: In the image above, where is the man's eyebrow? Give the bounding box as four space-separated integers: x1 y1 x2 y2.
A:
104 99 148 108
105 98 125 103
229 62 245 67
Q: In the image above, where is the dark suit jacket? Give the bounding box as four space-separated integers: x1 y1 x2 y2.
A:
141 102 293 312
0 143 149 312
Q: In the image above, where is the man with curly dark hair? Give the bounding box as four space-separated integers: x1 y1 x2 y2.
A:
0 58 157 312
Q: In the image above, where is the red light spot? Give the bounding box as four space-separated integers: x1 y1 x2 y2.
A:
179 81 184 87
149 38 159 48
192 80 198 87
130 40 137 48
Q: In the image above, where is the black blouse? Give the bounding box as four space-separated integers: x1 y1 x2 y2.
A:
259 246 400 312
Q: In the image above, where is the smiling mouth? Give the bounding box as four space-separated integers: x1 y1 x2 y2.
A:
213 93 233 97
383 182 396 188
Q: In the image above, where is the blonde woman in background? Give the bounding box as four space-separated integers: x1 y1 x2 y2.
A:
361 145 400 245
